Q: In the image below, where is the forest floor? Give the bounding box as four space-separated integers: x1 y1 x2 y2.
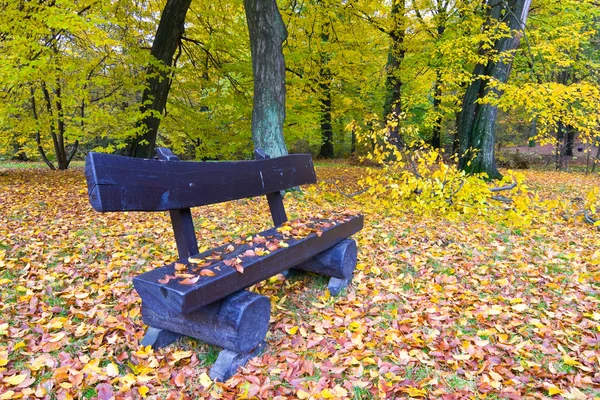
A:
0 164 599 399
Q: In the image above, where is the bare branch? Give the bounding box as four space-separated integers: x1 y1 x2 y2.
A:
490 182 517 192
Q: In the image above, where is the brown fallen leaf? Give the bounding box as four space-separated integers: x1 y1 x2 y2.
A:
174 262 187 272
158 274 176 284
191 262 212 271
244 249 256 257
179 276 200 285
200 269 216 277
174 273 195 279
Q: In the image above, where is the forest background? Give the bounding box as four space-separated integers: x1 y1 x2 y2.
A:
1 0 599 176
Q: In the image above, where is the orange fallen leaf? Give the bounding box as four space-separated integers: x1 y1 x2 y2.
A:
179 276 200 285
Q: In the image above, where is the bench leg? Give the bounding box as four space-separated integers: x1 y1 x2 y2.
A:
327 276 353 296
141 290 270 354
209 341 266 382
140 327 183 349
293 238 357 295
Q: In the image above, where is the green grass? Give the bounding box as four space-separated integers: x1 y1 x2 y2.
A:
0 160 85 169
352 386 374 399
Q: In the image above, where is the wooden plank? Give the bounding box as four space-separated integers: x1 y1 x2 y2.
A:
85 152 316 212
133 215 363 315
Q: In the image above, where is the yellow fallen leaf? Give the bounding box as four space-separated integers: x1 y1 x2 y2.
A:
333 386 348 397
138 386 149 398
548 385 562 395
0 351 8 367
13 342 26 350
404 386 427 397
511 303 528 312
199 372 212 389
562 356 582 366
321 388 334 398
452 354 471 360
0 391 15 400
3 373 27 386
286 326 299 335
106 362 119 377
171 351 193 362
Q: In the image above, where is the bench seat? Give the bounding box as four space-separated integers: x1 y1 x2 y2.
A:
134 214 363 315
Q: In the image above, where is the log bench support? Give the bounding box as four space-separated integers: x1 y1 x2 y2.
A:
85 147 363 381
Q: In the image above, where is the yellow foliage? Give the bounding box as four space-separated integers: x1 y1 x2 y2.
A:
352 120 534 228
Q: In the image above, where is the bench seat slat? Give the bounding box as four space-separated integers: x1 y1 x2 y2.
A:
133 215 364 315
85 152 317 212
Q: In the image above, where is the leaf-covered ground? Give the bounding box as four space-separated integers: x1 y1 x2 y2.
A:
0 166 599 399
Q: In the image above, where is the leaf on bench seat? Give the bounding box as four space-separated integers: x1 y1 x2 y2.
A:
179 276 200 285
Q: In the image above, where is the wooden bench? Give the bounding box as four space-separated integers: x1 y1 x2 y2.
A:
84 147 363 381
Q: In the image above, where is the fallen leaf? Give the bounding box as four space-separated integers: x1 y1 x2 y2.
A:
179 276 200 285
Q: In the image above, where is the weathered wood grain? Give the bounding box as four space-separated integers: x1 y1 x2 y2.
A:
142 290 270 354
85 152 316 212
133 215 364 315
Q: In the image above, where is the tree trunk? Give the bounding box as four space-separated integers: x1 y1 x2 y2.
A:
244 0 288 159
528 118 536 147
457 0 532 180
318 26 334 158
128 0 192 159
383 0 406 149
430 72 442 149
565 126 575 156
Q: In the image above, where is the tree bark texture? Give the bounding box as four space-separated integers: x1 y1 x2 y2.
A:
430 72 443 149
383 0 406 149
244 0 289 159
129 0 192 159
457 0 532 180
318 26 334 158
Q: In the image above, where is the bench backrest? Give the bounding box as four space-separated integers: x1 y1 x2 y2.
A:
85 149 316 212
84 148 317 260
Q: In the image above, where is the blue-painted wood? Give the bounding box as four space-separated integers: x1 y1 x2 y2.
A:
85 151 316 212
133 215 363 315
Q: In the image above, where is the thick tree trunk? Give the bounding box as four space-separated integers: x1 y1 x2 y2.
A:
565 127 575 156
128 0 192 159
457 0 532 180
383 0 406 149
244 0 288 159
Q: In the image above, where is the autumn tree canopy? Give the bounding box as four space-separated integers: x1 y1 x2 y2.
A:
0 0 598 175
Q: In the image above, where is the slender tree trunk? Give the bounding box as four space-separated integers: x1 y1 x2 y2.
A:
244 0 288 158
528 117 536 147
318 25 334 158
457 0 532 180
383 0 406 149
128 0 192 159
30 87 55 170
430 72 443 149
